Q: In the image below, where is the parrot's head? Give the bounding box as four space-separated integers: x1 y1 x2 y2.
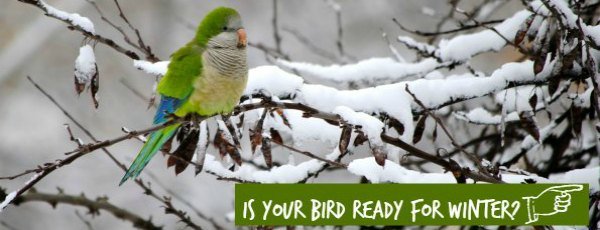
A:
195 7 246 49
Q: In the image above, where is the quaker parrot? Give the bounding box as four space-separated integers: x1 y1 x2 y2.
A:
120 7 248 185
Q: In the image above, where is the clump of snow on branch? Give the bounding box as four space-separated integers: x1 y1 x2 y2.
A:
348 157 456 183
549 167 600 192
74 45 97 93
277 57 440 86
133 60 169 76
244 66 303 97
437 10 531 62
397 36 437 55
202 150 340 183
454 108 520 125
333 106 384 145
0 191 17 212
39 0 95 34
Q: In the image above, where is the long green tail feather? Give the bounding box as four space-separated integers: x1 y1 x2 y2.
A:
119 124 180 185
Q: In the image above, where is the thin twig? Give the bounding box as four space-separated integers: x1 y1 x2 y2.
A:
17 0 141 60
74 210 94 230
270 138 348 168
392 18 504 37
381 133 504 184
272 0 282 53
405 85 489 174
17 190 160 230
112 0 158 62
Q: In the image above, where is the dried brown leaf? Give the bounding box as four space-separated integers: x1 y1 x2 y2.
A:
90 63 99 108
338 125 352 155
533 55 546 75
571 105 583 136
261 138 273 168
529 93 538 111
412 114 428 144
519 111 540 142
270 128 283 145
388 117 404 135
548 76 561 96
514 15 534 45
372 148 386 166
275 108 292 128
432 122 438 142
168 129 199 175
353 130 368 147
74 76 85 95
213 128 227 158
250 128 262 154
236 113 245 128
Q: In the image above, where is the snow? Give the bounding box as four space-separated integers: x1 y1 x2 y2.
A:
203 150 341 183
437 10 531 62
494 86 542 113
549 167 600 192
74 45 96 84
397 36 437 55
277 57 440 86
0 191 17 212
348 157 456 183
454 107 520 125
521 117 558 150
421 7 435 16
285 111 341 146
244 66 303 96
40 0 95 34
25 173 41 185
333 106 384 145
133 60 169 76
546 0 578 28
194 121 209 168
407 60 541 110
348 157 556 184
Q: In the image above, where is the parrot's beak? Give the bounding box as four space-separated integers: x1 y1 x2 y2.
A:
237 28 247 48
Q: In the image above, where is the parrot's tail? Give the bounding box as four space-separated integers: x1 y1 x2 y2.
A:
119 123 180 185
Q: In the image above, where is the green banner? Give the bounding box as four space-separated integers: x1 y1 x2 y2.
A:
235 184 589 226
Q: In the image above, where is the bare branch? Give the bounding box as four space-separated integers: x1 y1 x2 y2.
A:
16 190 160 230
17 0 141 60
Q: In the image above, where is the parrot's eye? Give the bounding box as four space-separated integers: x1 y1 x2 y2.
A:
222 26 228 31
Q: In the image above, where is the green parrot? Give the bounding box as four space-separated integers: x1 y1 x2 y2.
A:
120 7 248 185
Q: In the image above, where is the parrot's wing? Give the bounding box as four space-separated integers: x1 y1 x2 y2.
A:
152 44 204 124
153 96 183 124
157 44 203 99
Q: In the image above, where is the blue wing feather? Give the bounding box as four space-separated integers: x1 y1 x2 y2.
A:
119 95 183 185
153 96 183 124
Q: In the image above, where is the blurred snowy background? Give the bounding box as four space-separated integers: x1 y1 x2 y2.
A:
0 0 568 229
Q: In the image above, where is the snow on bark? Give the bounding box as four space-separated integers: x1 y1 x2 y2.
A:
348 157 553 185
39 0 95 34
202 150 341 183
0 191 17 212
277 57 440 87
437 10 532 62
133 60 169 76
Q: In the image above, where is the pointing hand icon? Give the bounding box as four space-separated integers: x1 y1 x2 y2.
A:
523 185 583 224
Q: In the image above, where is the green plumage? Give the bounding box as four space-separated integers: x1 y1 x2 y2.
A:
157 45 202 99
120 7 246 185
